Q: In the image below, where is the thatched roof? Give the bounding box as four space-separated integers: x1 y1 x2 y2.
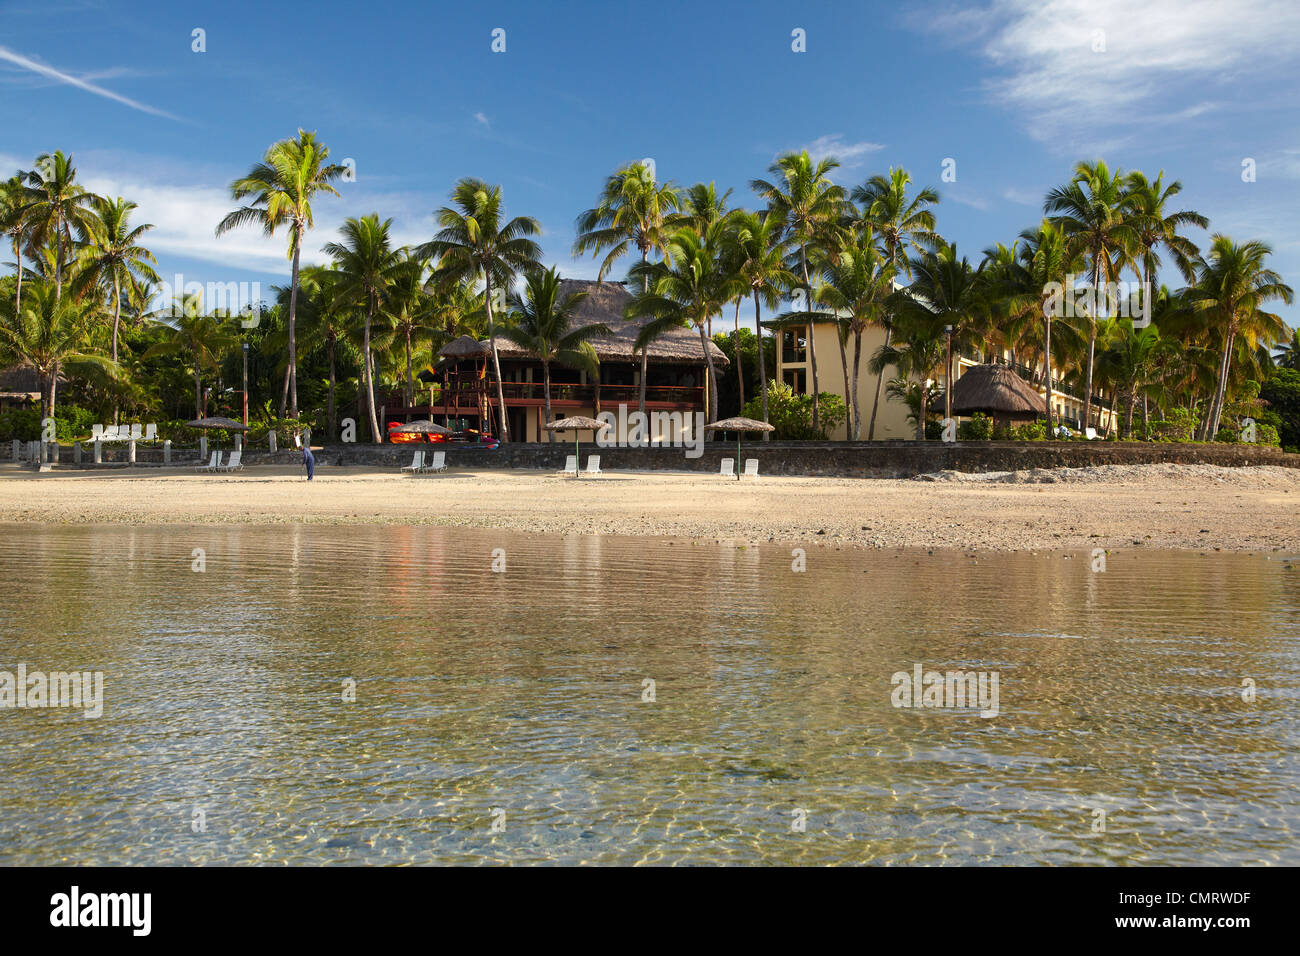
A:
705 417 775 432
950 364 1043 418
389 419 452 434
439 280 729 367
185 416 247 430
544 416 609 431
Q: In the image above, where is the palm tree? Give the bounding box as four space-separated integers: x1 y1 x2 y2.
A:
627 225 734 422
573 162 681 416
1186 236 1293 438
853 168 939 439
323 215 402 442
498 267 609 437
871 314 947 440
21 151 98 303
0 281 116 418
145 293 239 420
1096 319 1169 436
1124 170 1207 296
384 252 436 414
1277 329 1300 370
420 178 541 442
1045 160 1139 431
724 210 793 436
216 130 346 420
751 151 849 431
1 172 34 314
71 196 159 422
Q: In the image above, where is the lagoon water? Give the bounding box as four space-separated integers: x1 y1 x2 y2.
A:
0 523 1296 865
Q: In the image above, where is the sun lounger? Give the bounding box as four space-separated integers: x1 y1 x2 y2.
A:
102 425 120 441
1085 427 1099 440
558 455 577 476
195 451 217 472
420 450 446 473
719 457 735 477
583 455 602 477
217 450 242 472
129 424 143 441
144 424 157 441
91 424 104 441
742 458 760 479
401 450 424 473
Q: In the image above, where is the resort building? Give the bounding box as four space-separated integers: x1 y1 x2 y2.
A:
384 279 727 441
774 316 1118 440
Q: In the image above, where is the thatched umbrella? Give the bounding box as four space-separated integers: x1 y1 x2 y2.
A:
185 416 247 430
544 416 609 475
950 364 1043 430
705 417 775 480
389 419 452 438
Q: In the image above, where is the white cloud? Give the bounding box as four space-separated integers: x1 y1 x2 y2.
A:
800 134 887 170
474 111 490 128
0 45 176 120
914 0 1300 150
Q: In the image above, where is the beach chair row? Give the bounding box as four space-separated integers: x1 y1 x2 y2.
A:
719 458 760 479
92 423 157 442
557 455 603 477
194 451 243 473
400 450 448 474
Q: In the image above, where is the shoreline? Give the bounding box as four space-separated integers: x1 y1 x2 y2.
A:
2 462 1297 553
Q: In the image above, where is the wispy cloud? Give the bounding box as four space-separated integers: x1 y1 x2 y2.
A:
473 111 490 128
910 0 1300 151
0 45 177 120
800 134 887 170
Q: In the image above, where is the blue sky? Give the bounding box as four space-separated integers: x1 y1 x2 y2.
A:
2 0 1298 331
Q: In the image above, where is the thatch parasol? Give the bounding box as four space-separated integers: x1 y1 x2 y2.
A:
185 416 247 430
950 364 1043 427
544 416 610 475
437 335 487 359
705 417 775 480
389 419 452 436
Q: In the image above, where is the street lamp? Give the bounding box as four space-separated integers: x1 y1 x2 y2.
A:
943 324 954 422
241 341 249 429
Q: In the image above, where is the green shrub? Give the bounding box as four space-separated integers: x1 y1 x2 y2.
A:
1010 420 1048 441
1148 407 1199 442
957 412 993 441
740 382 845 440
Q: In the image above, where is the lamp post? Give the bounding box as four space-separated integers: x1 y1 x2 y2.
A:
242 341 249 430
944 324 954 422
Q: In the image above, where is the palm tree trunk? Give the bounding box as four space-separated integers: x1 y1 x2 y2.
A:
278 358 290 419
328 338 337 441
363 301 381 443
916 381 928 441
867 326 891 440
1208 327 1236 438
638 251 649 417
851 331 863 440
836 323 850 436
12 234 22 315
733 299 744 414
54 211 64 303
1125 386 1137 438
1042 311 1053 431
698 323 718 422
542 359 552 443
801 246 820 431
111 272 122 425
287 224 302 419
755 296 770 440
1082 256 1102 430
194 364 202 420
405 328 414 418
484 274 510 442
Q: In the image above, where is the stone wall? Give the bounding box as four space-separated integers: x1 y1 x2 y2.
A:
8 438 1296 477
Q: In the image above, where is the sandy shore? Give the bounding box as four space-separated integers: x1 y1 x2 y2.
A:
1 461 1297 552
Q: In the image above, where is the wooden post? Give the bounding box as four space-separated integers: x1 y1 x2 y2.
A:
163 440 172 465
128 439 136 464
93 441 102 464
74 442 82 465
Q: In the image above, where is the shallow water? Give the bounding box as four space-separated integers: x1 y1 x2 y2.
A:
0 523 1296 865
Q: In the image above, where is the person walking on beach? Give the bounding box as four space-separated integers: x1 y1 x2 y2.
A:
302 443 315 481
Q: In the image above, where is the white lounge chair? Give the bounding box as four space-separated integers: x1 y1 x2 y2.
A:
144 423 157 441
91 424 104 441
558 455 578 476
218 450 242 472
420 450 447 473
719 457 735 478
742 458 760 479
102 425 120 441
1085 427 1099 440
583 455 602 477
401 450 424 473
212 452 227 472
195 451 217 472
129 423 143 441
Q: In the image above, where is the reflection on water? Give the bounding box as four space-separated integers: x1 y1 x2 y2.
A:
0 523 1296 865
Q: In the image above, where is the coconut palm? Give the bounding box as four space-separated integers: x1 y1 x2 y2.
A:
0 280 116 418
498 267 609 438
383 252 436 413
144 293 239 420
216 130 346 420
1 173 34 314
419 178 541 442
323 215 402 443
1045 160 1140 431
724 210 793 436
21 151 98 303
751 151 849 431
627 225 735 422
853 168 940 439
870 314 947 440
1124 171 1207 293
71 196 159 422
572 162 681 416
1186 236 1293 438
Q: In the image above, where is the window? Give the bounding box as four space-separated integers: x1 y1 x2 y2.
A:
781 327 807 364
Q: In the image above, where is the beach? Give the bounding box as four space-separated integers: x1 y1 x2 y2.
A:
2 462 1297 553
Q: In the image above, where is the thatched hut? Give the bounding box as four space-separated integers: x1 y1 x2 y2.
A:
950 364 1043 428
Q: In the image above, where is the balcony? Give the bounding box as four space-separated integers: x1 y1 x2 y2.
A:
385 380 704 409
